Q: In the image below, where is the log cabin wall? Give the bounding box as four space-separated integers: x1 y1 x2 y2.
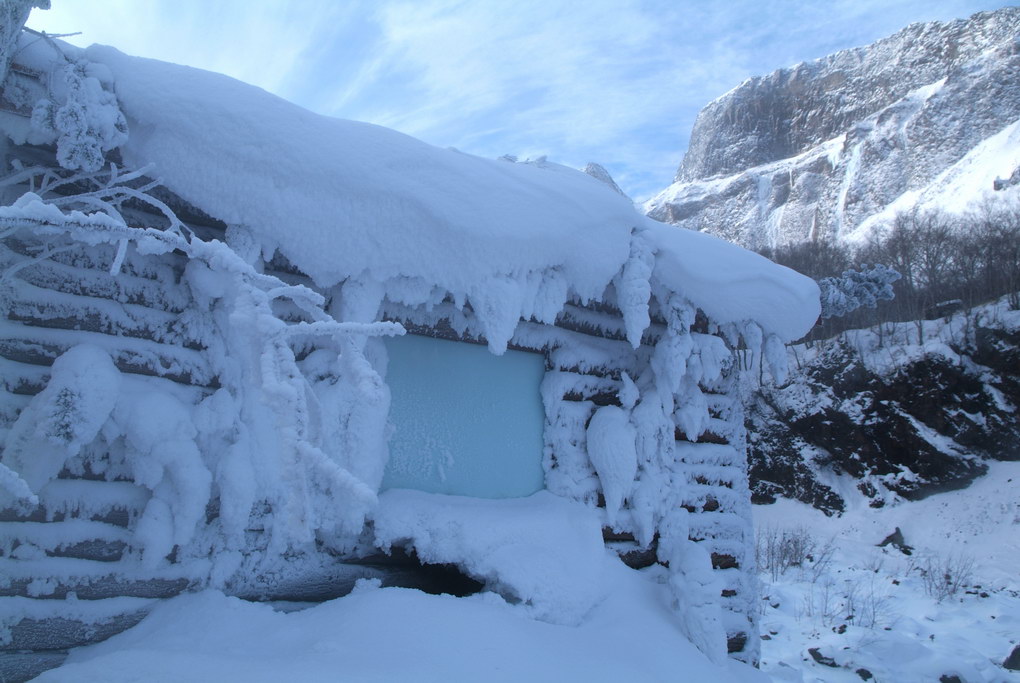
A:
0 214 210 681
539 304 758 664
0 147 760 680
0 155 390 681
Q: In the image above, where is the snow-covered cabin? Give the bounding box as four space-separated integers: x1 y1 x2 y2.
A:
0 13 818 681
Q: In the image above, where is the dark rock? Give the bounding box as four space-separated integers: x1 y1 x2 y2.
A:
711 553 738 569
726 632 748 654
856 668 874 681
726 636 750 656
878 527 914 555
1004 642 1020 670
808 647 838 667
939 675 963 683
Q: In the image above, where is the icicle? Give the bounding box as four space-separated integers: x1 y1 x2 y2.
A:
741 321 763 357
617 229 655 348
663 293 695 335
674 378 709 441
650 331 693 396
586 405 638 526
531 268 569 324
337 273 386 324
469 275 524 355
694 334 731 385
618 372 640 410
763 333 789 384
629 384 676 546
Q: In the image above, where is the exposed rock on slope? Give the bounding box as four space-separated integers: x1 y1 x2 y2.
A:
646 8 1020 249
748 300 1020 513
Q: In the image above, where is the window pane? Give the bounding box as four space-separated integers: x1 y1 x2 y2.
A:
382 334 546 498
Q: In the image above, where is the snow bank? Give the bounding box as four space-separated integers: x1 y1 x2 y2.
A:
755 460 1020 682
34 571 769 683
373 490 609 625
84 45 818 343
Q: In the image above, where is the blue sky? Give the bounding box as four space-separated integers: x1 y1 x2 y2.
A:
28 0 1012 201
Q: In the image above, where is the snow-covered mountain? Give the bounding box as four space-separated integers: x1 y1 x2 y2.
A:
645 7 1020 249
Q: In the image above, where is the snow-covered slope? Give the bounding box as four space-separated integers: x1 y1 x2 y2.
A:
747 297 1020 514
755 461 1020 682
645 7 1020 249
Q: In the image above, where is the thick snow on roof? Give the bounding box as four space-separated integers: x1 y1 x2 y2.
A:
644 219 820 342
86 45 819 342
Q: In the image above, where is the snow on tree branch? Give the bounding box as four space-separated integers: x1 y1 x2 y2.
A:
818 264 901 319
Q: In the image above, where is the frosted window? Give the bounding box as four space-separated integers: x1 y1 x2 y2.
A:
382 334 546 498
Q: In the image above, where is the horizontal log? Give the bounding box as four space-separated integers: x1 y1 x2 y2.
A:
2 610 150 652
7 307 203 352
0 504 134 528
0 575 191 600
0 335 217 389
6 260 189 314
1 376 46 396
0 651 68 683
601 528 635 543
553 313 627 343
691 475 734 489
675 429 730 445
561 389 621 407
2 236 183 283
43 539 128 563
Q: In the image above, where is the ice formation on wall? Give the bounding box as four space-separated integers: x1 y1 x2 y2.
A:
0 178 403 578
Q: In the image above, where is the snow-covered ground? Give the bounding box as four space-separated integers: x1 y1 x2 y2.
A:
754 460 1020 682
29 463 1019 682
31 557 768 683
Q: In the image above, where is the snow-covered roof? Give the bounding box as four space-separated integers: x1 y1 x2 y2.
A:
83 45 818 342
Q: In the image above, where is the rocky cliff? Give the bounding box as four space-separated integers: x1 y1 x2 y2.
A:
646 8 1020 249
748 299 1020 514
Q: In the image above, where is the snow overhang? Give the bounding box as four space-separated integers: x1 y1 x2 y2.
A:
83 44 819 345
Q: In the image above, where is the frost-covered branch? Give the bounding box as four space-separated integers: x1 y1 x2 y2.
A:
1 163 404 561
818 264 901 319
285 319 404 339
0 176 404 336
